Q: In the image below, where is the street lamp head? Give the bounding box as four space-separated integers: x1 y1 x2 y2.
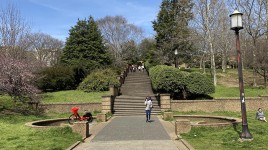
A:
174 49 178 55
230 10 243 30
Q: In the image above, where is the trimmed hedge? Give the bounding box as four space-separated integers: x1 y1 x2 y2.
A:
149 65 215 99
185 72 215 95
149 65 188 92
78 68 120 92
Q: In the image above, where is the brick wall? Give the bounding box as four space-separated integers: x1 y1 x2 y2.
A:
171 96 268 112
40 102 101 113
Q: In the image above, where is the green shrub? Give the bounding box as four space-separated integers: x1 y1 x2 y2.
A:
78 68 120 92
149 65 188 92
185 72 215 96
36 65 76 91
149 65 215 99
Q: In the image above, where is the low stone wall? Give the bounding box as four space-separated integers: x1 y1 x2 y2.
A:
171 96 268 112
40 102 101 113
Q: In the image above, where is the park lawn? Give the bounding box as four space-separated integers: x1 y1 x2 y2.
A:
0 114 82 150
210 85 268 98
177 111 268 150
41 90 109 103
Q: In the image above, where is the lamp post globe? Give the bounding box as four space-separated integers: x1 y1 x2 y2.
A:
230 10 243 30
174 49 178 68
230 9 253 140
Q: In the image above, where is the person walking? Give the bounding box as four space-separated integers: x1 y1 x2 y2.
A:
145 96 153 122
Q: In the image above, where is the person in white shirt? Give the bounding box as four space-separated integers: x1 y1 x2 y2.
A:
145 96 153 122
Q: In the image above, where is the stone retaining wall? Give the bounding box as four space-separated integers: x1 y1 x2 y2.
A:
40 102 101 113
171 96 268 112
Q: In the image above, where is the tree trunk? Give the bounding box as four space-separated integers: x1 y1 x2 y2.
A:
252 39 257 87
209 41 217 86
222 50 226 73
264 68 267 88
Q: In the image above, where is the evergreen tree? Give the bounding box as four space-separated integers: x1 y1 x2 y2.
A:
61 16 111 73
152 0 194 65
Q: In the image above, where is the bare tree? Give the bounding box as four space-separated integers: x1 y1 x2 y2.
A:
215 3 233 73
97 16 143 65
0 2 31 59
192 0 225 86
27 32 64 66
237 0 267 86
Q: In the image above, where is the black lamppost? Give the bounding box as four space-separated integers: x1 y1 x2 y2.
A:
174 49 178 68
230 10 253 140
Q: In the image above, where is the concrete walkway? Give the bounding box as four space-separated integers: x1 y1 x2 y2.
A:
74 116 193 150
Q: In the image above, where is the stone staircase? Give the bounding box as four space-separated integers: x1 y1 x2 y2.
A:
113 71 161 116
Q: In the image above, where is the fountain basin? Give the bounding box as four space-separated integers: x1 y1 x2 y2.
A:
25 118 71 128
174 115 242 127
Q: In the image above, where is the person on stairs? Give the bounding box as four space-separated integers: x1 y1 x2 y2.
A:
145 96 153 122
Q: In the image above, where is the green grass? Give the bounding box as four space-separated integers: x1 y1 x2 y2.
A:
0 114 82 150
210 85 268 98
41 90 109 103
178 111 268 150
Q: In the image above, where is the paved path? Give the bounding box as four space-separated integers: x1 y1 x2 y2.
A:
74 116 183 150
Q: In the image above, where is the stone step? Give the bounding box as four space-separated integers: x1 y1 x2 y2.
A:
114 101 159 105
124 81 151 84
113 110 161 113
119 93 155 97
113 112 161 116
113 70 159 116
116 95 158 99
113 107 160 111
113 102 160 106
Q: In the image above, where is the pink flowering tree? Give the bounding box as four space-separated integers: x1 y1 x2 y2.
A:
0 53 40 104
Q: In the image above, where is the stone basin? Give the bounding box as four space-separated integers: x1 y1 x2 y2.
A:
174 115 242 127
25 118 71 128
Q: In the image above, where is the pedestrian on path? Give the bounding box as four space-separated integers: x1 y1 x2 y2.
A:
145 96 153 122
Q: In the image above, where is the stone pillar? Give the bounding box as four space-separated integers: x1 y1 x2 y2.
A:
102 96 111 113
175 119 191 135
97 113 107 122
72 121 89 138
163 111 173 121
160 94 171 112
109 85 119 96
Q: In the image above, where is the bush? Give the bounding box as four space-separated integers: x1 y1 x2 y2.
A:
185 72 215 96
36 65 76 91
149 65 188 93
78 68 120 92
149 65 215 99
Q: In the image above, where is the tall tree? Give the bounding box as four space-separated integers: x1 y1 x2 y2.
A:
97 16 143 66
153 0 194 65
237 0 267 86
61 16 111 72
0 2 31 59
192 0 224 86
138 38 157 61
121 40 139 64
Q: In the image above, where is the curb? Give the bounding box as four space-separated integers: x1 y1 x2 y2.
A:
66 141 81 150
177 135 195 150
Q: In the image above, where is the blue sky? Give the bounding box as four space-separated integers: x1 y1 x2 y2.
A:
2 0 162 42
